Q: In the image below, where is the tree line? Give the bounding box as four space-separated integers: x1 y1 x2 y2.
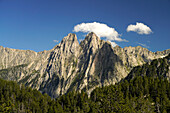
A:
0 54 169 113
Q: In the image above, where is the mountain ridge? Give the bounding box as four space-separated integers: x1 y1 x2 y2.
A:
0 32 169 98
125 53 170 81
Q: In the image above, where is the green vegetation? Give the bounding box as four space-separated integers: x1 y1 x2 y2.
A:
72 58 78 68
0 54 169 112
0 75 170 112
67 72 85 92
18 75 31 84
126 53 170 80
0 64 28 80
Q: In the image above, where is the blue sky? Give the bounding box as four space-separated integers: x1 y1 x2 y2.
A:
0 0 170 52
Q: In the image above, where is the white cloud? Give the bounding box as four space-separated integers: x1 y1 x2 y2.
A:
136 42 149 48
53 40 59 43
73 22 127 47
127 22 152 35
110 41 117 47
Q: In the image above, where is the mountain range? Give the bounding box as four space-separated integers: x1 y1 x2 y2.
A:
0 32 169 98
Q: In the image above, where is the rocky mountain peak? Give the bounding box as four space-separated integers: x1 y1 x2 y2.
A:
86 32 98 38
53 33 80 55
80 32 104 52
84 32 100 43
61 33 77 42
54 33 78 47
0 32 169 98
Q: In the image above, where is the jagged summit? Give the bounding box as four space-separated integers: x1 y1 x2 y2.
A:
53 33 78 49
85 32 99 39
61 33 77 42
80 32 104 52
83 32 100 43
0 33 169 98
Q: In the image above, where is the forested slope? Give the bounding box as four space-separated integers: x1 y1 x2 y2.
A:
0 54 170 113
0 76 170 113
126 53 170 81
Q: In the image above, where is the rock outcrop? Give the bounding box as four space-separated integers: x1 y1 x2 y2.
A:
125 53 170 81
0 32 169 98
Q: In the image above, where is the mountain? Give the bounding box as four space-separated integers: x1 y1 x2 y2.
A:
125 53 170 81
1 54 170 113
0 32 169 98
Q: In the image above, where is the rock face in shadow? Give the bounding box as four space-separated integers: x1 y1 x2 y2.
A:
0 32 169 98
125 53 170 81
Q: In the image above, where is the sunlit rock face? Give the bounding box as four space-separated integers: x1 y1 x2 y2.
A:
0 32 169 98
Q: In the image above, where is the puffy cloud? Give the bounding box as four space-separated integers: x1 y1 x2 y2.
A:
73 22 127 47
127 22 152 34
53 40 59 43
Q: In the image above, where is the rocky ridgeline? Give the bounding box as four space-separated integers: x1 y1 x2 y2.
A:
0 32 169 98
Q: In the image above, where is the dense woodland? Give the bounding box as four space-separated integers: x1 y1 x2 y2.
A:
0 54 169 113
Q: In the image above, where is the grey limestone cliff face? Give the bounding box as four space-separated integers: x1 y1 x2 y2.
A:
0 32 169 98
40 33 81 97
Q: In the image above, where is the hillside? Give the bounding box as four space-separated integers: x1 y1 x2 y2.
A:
0 54 170 112
125 53 170 81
